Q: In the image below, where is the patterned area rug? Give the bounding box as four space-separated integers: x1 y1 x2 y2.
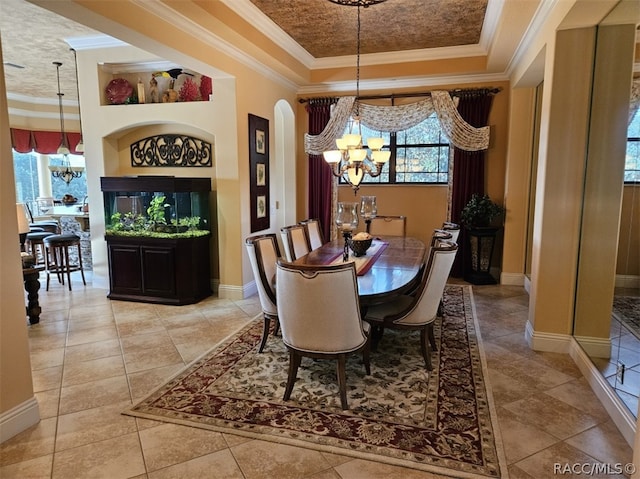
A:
125 285 506 478
613 296 640 340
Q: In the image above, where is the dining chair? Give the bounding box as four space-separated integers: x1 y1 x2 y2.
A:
368 215 406 236
442 221 461 243
299 218 324 250
275 259 371 410
364 240 457 370
280 224 311 261
245 234 281 353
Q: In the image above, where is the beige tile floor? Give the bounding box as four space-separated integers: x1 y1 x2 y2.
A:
0 273 634 478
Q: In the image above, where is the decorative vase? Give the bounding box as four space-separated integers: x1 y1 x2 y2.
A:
336 202 359 261
360 196 377 234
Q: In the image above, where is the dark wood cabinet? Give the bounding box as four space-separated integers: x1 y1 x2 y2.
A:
106 234 211 305
101 176 212 305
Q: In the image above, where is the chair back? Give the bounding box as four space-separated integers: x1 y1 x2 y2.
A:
276 260 368 354
245 234 280 316
431 229 453 247
392 241 457 326
280 224 311 261
300 218 324 250
442 222 461 243
369 215 406 236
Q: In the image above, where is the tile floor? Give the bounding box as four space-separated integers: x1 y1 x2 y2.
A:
0 274 634 478
591 288 640 418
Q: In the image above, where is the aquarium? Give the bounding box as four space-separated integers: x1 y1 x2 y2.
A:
101 176 211 238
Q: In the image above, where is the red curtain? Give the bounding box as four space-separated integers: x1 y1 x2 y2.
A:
306 99 336 243
10 128 82 155
449 91 495 277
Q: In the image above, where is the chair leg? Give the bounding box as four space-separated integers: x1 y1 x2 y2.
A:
420 328 433 371
283 350 301 401
362 336 371 376
258 316 271 353
62 246 72 291
336 354 348 410
428 321 437 352
370 325 384 351
273 320 280 337
76 243 86 285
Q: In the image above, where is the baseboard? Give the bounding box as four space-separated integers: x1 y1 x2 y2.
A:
569 338 636 447
217 283 247 301
524 320 572 353
616 274 640 289
0 397 40 443
523 275 531 294
572 335 612 359
500 272 525 286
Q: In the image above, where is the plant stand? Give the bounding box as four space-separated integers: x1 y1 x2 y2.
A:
464 227 500 285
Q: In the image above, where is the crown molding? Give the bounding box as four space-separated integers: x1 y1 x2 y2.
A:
297 72 509 96
220 0 315 68
8 107 79 121
65 35 127 51
130 0 299 91
7 92 78 108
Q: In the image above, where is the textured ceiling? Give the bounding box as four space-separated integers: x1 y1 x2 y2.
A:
248 0 488 57
0 0 488 101
0 0 99 101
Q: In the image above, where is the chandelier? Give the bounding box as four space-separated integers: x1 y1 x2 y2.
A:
51 61 82 185
323 0 390 193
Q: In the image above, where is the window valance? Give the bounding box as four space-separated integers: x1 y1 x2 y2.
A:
10 128 82 155
304 90 491 155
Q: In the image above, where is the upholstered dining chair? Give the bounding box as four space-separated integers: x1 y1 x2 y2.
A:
368 215 406 237
299 218 324 250
275 260 371 410
245 234 281 353
442 221 461 243
280 224 311 261
364 241 457 370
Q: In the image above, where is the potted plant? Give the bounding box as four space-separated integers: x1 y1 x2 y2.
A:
459 194 505 285
460 194 504 229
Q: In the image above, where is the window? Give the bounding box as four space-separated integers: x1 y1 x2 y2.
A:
13 151 87 208
626 109 640 183
341 112 450 185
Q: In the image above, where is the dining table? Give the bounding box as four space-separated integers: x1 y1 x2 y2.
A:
293 236 427 306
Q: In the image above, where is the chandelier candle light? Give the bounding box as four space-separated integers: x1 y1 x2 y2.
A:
323 0 390 193
50 61 82 185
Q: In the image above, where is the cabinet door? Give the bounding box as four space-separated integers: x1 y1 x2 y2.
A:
108 244 143 294
141 246 176 296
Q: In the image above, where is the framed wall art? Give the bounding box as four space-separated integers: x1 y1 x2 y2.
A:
249 114 269 232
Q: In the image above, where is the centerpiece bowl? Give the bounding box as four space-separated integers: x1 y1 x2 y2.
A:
348 233 373 257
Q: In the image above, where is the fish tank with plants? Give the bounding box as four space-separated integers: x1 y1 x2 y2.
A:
101 176 211 238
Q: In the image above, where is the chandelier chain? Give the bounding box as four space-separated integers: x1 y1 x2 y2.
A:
54 61 67 150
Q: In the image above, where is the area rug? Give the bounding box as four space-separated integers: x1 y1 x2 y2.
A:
613 296 640 340
124 285 506 478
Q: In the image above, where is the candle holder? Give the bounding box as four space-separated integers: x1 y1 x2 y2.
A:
336 202 359 262
360 195 377 234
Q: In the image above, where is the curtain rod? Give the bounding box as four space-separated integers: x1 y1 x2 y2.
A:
298 87 502 104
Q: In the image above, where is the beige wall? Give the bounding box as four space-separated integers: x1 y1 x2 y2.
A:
0 41 39 442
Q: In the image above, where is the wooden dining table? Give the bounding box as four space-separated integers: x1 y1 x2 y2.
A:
293 236 427 306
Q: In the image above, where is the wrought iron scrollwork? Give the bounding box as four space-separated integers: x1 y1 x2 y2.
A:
130 134 212 167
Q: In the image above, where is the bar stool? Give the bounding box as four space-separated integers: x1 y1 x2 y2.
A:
43 234 86 291
29 221 59 234
26 231 55 265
